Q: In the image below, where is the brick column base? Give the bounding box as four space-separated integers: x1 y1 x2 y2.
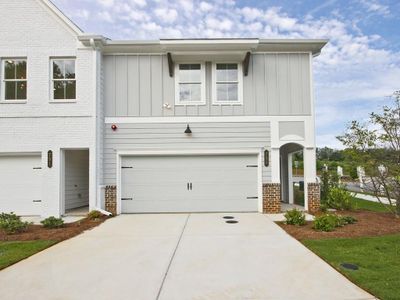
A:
308 183 321 214
105 185 117 216
263 183 281 213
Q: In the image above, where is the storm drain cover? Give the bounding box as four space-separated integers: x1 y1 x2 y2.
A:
223 216 235 219
341 263 359 270
225 220 239 224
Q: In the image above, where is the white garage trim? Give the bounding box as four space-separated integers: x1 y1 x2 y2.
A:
116 149 263 215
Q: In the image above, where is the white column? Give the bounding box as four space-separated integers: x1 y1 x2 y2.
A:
288 153 294 204
271 147 281 183
303 147 317 211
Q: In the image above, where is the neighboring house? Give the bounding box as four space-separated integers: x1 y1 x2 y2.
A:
0 0 327 217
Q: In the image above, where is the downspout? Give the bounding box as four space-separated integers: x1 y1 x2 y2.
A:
89 38 112 216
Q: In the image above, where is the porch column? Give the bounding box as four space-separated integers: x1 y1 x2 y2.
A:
304 147 320 213
263 147 281 213
288 153 294 204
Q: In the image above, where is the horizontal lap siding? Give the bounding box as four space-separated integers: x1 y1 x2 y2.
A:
103 122 271 185
103 53 311 117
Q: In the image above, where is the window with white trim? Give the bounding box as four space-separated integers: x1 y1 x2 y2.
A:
175 63 205 105
212 63 243 104
1 58 27 101
51 58 76 100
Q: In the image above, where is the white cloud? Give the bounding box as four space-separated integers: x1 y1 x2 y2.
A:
206 17 233 31
98 11 114 23
129 0 147 8
359 0 390 15
97 0 114 8
199 2 213 12
154 8 178 24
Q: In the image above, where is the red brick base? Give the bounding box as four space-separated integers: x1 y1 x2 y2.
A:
105 185 117 215
308 183 321 214
263 183 281 213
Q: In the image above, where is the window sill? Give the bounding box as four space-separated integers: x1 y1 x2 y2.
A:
0 100 27 104
212 102 243 106
49 100 77 104
175 102 207 106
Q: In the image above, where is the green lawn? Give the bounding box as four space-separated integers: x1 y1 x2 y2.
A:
352 197 392 212
0 240 55 270
304 234 400 300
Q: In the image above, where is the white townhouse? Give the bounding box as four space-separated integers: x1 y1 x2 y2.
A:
0 0 327 217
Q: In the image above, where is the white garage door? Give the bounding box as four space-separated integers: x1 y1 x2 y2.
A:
0 155 42 215
121 155 259 213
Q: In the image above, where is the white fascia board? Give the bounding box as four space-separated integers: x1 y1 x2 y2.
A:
38 0 83 36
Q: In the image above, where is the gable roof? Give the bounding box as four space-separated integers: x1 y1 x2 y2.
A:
36 0 83 36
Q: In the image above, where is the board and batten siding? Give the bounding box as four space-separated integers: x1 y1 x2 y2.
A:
103 122 271 185
103 53 311 117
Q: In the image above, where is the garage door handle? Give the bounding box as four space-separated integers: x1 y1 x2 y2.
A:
187 183 189 190
121 198 133 201
190 183 192 190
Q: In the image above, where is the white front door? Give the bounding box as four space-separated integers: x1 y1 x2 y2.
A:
0 155 42 215
121 154 258 213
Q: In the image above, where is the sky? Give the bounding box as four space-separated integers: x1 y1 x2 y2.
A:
53 0 400 149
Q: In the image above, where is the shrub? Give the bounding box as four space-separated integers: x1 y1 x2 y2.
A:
339 215 357 225
41 216 64 229
0 212 31 234
87 210 103 220
313 214 342 232
326 187 354 210
284 209 306 226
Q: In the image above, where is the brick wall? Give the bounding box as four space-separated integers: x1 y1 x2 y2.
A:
308 183 320 214
263 183 281 213
105 185 117 215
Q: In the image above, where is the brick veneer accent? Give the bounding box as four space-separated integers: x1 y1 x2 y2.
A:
263 183 281 213
308 183 321 214
105 185 117 216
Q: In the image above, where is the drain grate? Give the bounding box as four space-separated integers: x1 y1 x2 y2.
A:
223 216 235 219
341 263 359 270
225 220 239 224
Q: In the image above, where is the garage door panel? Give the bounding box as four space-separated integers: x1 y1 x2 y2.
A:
0 155 42 215
121 154 259 213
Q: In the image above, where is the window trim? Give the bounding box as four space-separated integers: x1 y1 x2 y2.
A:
0 58 28 103
174 62 206 106
211 62 243 105
49 57 76 102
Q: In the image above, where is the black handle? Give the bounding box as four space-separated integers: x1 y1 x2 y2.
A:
187 183 189 190
190 183 192 190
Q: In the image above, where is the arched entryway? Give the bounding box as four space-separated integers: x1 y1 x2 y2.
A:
280 143 304 210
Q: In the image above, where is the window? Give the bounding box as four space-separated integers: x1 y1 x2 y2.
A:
1 58 27 101
212 63 243 104
175 63 205 105
51 58 76 100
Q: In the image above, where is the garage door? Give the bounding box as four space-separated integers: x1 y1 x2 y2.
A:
0 155 42 215
121 155 259 213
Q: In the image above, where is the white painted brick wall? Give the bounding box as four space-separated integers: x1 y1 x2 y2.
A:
0 0 97 217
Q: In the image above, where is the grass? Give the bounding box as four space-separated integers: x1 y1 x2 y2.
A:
0 240 55 270
304 234 400 300
352 197 392 212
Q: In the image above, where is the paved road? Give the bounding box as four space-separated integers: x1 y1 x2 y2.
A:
0 213 375 300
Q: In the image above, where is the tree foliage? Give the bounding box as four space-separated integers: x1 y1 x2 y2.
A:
337 91 400 216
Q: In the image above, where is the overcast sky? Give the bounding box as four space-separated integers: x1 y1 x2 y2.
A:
53 0 400 149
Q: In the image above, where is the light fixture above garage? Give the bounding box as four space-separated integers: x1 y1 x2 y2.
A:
184 124 192 134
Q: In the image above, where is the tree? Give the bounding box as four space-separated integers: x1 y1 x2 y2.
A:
337 91 400 217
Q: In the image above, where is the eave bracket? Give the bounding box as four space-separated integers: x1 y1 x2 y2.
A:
167 52 174 77
243 52 251 76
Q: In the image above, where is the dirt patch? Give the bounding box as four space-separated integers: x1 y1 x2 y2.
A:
278 210 400 240
0 216 108 242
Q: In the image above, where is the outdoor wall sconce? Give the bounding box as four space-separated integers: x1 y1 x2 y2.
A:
111 124 118 131
184 124 192 134
264 149 269 167
47 150 53 168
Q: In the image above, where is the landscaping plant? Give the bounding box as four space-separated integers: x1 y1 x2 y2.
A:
313 213 357 232
0 213 31 235
326 186 355 210
41 216 64 229
87 210 103 220
284 209 306 226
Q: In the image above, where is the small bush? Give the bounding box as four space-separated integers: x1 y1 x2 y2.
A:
0 212 31 234
313 214 342 232
339 215 357 225
284 209 306 226
326 187 354 210
87 210 103 220
41 216 64 229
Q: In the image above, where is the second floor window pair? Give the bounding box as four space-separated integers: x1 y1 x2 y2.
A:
1 58 76 101
176 63 243 105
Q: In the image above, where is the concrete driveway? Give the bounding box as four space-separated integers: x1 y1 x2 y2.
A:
0 213 374 300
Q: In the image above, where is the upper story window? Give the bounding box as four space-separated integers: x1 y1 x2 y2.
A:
212 63 243 105
1 58 27 101
51 58 76 101
175 63 206 105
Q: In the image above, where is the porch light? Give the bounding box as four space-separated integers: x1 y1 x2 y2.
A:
111 124 118 131
264 150 269 167
184 124 192 134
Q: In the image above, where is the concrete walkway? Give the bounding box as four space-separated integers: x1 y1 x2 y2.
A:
0 213 375 300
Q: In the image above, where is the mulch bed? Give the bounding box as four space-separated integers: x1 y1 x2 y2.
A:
278 210 400 241
0 216 109 242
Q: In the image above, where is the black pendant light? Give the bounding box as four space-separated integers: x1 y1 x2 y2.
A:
184 124 192 134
